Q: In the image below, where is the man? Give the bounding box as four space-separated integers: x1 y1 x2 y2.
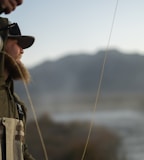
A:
0 17 35 160
0 0 23 14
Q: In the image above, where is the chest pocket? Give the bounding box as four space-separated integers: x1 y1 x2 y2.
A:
0 93 26 160
0 118 24 160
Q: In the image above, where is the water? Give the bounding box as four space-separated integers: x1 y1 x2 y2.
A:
52 109 144 160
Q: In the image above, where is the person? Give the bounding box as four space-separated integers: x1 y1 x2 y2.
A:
0 0 23 14
0 17 35 160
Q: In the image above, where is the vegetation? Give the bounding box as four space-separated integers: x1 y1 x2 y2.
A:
26 114 126 160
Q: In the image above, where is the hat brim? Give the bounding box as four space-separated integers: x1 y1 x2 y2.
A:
8 35 35 49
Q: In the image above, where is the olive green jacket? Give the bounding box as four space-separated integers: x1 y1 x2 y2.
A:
0 52 35 160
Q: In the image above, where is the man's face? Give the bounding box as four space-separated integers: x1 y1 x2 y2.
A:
4 38 30 83
5 38 23 63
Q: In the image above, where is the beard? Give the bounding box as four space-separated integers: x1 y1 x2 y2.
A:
4 53 31 83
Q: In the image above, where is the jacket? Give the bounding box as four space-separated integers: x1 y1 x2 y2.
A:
0 51 35 160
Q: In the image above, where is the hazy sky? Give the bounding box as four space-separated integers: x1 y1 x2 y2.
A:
3 0 144 67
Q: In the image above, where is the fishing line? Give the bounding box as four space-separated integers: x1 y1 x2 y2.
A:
80 0 119 159
6 55 49 160
21 77 49 160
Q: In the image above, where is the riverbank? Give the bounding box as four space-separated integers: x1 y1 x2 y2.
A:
51 110 144 160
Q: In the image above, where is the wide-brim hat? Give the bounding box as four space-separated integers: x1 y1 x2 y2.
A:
8 23 35 49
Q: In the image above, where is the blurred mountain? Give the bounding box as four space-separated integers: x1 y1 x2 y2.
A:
28 49 144 93
14 49 144 112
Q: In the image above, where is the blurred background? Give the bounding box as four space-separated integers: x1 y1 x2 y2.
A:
4 0 144 160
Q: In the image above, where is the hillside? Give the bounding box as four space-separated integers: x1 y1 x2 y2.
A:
29 49 144 93
14 49 144 114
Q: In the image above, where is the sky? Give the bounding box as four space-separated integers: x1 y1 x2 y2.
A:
2 0 144 67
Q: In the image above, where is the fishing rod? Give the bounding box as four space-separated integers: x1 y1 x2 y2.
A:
80 0 119 159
